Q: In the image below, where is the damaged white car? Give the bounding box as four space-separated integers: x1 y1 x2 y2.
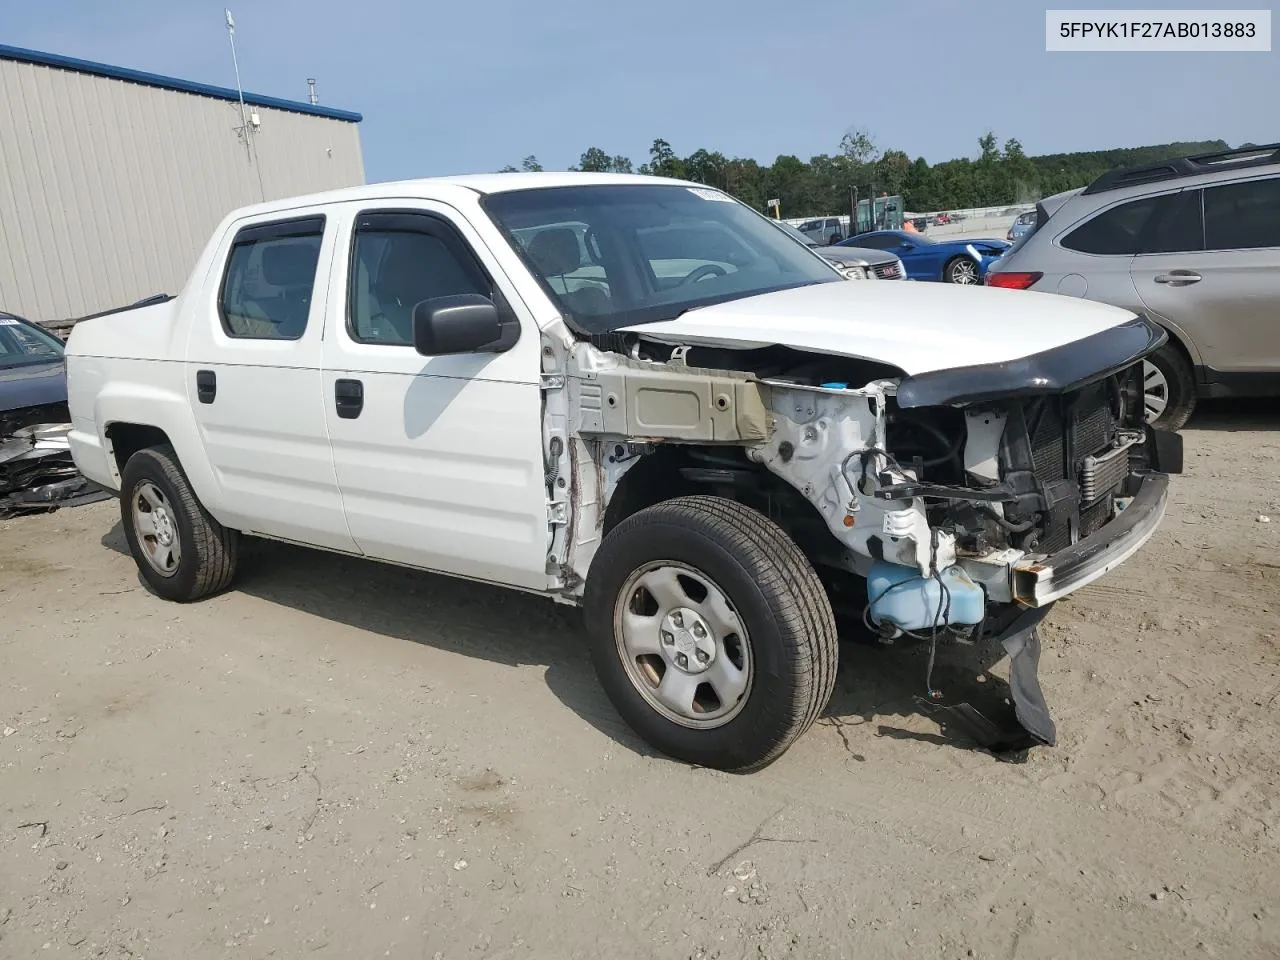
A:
63 174 1182 770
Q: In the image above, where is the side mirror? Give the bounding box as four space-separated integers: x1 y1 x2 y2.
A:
412 294 515 356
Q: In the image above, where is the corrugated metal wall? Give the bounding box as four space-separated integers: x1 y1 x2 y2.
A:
0 57 365 324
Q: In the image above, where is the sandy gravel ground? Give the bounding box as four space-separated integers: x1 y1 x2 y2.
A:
1 401 1278 960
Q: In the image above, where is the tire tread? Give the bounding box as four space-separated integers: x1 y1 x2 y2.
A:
590 495 838 772
121 445 237 601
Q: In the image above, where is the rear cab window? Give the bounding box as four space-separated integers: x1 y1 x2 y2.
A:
219 217 326 340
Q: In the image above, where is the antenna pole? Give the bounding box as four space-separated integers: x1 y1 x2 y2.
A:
225 9 252 164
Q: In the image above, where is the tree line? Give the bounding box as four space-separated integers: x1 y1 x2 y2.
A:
500 133 1232 216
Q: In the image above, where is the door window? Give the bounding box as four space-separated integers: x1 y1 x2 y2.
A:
1140 191 1205 254
219 217 325 339
1203 177 1280 250
348 212 492 346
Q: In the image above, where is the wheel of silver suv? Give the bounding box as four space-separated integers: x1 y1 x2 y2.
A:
1140 344 1198 430
1142 360 1170 423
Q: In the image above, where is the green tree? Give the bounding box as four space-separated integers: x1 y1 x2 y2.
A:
1002 137 1038 203
902 156 938 210
873 149 911 198
723 158 765 209
840 128 878 165
647 138 684 178
977 131 1000 164
576 147 612 172
571 132 1233 214
683 148 728 188
521 155 543 172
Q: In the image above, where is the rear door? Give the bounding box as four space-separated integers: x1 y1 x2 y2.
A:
319 202 549 590
185 212 358 553
1132 175 1280 377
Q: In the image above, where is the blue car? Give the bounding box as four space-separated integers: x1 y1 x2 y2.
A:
836 230 1009 284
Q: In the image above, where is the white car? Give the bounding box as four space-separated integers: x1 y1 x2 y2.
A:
64 173 1181 770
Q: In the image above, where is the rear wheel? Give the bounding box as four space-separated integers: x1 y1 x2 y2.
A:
1142 344 1196 430
120 445 238 602
584 496 838 772
945 256 979 284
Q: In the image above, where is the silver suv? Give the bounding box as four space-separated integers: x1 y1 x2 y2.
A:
986 143 1280 429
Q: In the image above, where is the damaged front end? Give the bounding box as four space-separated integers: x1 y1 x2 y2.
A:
541 314 1180 749
1 405 110 518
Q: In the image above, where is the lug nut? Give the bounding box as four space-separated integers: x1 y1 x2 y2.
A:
676 653 688 668
661 631 674 645
695 649 709 664
692 623 706 638
671 611 684 627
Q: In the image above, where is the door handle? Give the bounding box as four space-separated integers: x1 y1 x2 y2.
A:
1153 270 1202 286
334 378 364 419
196 369 216 404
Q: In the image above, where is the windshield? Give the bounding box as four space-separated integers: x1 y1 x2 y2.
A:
0 317 64 370
482 184 841 333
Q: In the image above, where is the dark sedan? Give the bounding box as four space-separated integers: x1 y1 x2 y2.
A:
1 312 67 421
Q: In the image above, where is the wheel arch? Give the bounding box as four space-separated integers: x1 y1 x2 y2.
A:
93 384 228 520
1147 315 1202 375
597 446 840 574
105 422 173 477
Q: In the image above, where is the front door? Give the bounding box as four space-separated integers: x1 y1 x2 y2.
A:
185 211 359 553
319 202 549 591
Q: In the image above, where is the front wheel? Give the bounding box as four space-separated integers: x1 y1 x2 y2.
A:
944 256 979 284
119 445 238 602
583 496 838 772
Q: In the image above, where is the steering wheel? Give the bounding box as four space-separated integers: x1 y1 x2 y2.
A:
679 263 728 286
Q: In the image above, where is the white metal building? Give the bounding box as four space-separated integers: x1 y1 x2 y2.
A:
0 44 365 327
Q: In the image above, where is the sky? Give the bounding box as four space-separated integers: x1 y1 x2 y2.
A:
4 0 1276 183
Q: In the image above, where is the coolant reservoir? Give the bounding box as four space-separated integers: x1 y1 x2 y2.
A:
867 560 986 632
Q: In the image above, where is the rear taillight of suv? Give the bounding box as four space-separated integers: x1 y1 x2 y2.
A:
986 271 1043 290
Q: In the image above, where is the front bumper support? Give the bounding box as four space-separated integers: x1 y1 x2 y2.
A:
1012 472 1169 607
1001 605 1056 746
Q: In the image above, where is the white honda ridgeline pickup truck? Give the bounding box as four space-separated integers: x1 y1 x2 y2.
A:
65 173 1182 770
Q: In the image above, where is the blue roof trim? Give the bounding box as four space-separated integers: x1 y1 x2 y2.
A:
0 43 362 123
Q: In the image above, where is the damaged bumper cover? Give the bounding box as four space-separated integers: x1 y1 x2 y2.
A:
1 422 111 517
1012 471 1169 607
